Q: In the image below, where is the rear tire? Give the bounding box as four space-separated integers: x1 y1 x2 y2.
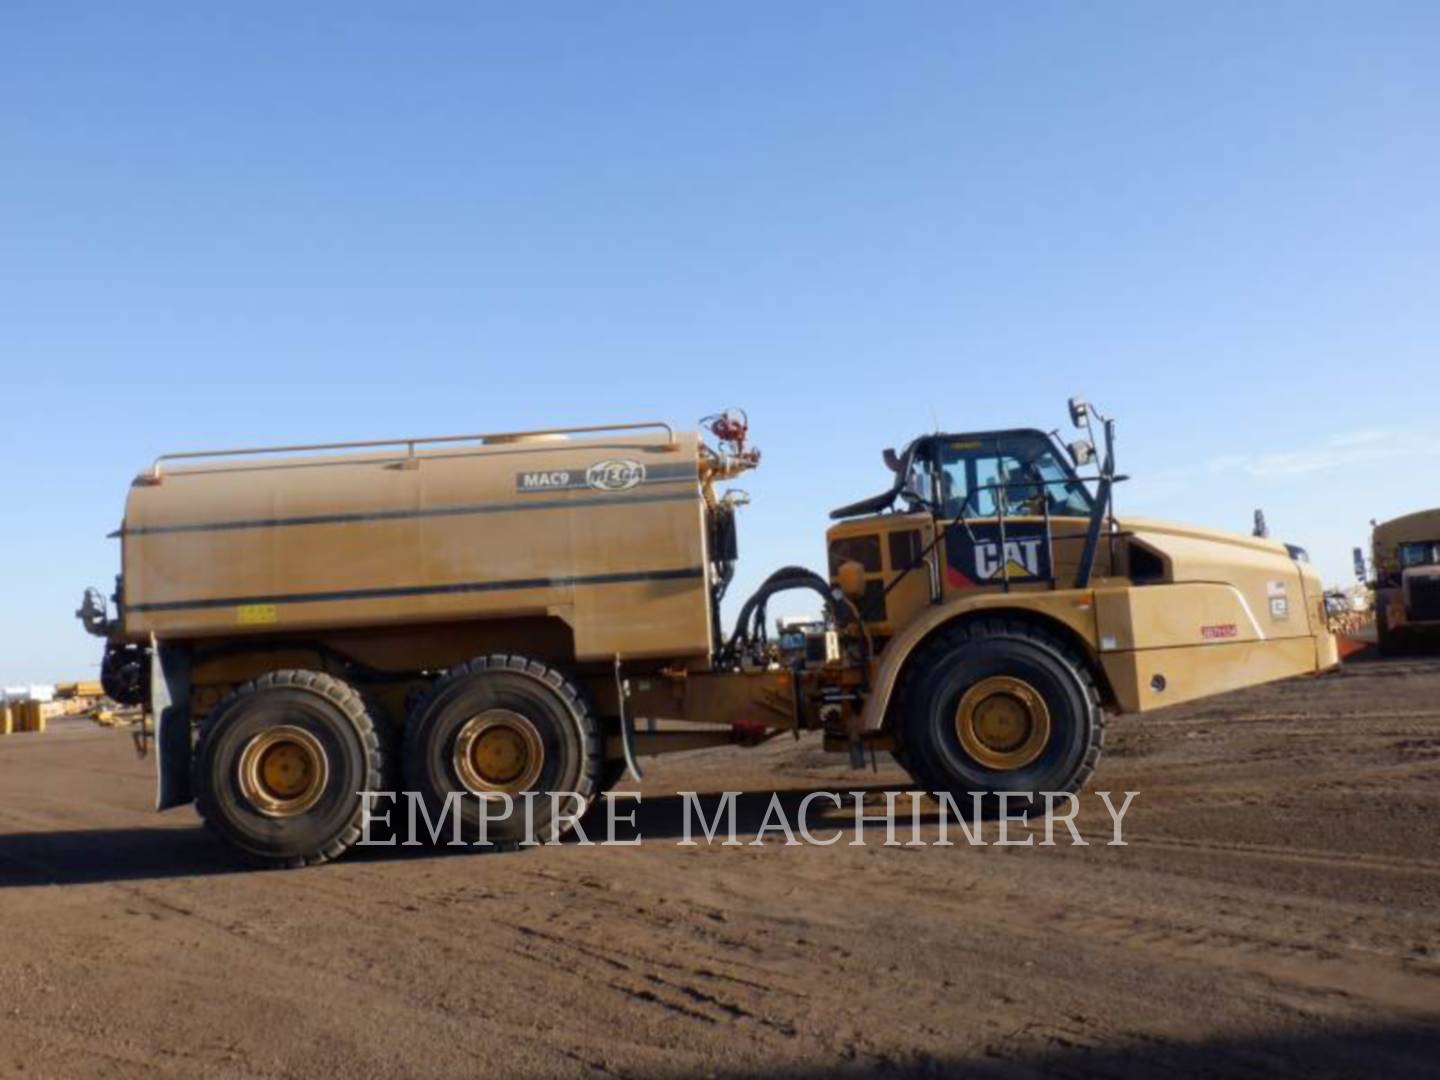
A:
194 671 389 869
404 655 602 847
897 618 1104 815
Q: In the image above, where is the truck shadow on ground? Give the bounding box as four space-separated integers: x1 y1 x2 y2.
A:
0 785 939 887
686 1020 1440 1079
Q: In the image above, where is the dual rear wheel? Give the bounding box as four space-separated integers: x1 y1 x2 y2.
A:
194 657 600 868
402 656 602 847
194 671 391 869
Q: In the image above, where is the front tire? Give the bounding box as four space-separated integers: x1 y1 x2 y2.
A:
897 618 1104 814
194 671 390 869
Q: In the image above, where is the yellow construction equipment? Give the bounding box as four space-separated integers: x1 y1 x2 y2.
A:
78 400 1337 867
55 681 104 699
1357 509 1440 655
12 700 46 734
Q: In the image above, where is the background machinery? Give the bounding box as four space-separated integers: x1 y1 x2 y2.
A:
1356 509 1440 655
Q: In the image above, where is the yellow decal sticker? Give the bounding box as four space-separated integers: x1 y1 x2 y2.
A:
237 604 278 625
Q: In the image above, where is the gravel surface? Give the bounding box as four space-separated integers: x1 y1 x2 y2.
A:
1 656 1437 1078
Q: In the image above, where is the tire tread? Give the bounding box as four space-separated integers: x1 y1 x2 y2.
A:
402 654 603 850
896 617 1106 801
194 670 388 869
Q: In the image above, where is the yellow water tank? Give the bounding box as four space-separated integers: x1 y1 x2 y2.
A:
119 428 712 664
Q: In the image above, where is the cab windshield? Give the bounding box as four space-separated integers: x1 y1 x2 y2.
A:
1399 541 1440 569
924 431 1092 519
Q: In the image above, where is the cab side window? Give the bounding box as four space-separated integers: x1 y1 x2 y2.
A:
934 433 1091 520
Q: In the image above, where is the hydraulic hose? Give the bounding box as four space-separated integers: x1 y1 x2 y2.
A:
723 566 835 662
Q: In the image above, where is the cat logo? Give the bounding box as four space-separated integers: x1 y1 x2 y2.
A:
974 537 1045 580
943 522 1051 589
586 459 646 492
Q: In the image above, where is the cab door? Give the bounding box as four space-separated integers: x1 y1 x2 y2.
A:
922 433 1095 596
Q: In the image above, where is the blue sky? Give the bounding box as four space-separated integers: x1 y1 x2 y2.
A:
2 2 1436 684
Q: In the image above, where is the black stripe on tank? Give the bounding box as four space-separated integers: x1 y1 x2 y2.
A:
127 566 707 614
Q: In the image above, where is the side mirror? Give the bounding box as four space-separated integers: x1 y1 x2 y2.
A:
1068 396 1089 427
1067 439 1096 467
882 448 901 474
1353 547 1366 581
835 560 867 602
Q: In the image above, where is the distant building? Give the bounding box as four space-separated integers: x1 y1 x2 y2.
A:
2 684 56 703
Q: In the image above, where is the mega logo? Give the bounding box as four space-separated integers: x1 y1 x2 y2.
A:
586 459 646 492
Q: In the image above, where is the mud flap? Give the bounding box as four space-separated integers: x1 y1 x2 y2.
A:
150 637 193 811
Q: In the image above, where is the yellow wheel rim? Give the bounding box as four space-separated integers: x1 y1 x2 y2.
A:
955 675 1051 770
238 725 329 818
453 709 544 795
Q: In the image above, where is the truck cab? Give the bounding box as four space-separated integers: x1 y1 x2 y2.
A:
828 426 1110 651
827 407 1337 726
1367 509 1440 654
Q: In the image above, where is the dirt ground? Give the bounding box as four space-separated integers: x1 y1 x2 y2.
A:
2 656 1438 1079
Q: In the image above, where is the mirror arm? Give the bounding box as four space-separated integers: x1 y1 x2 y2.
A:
1074 475 1113 589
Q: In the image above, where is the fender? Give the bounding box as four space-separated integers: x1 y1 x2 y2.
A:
150 636 194 810
859 589 1102 732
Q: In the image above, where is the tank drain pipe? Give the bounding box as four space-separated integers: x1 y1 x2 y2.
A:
614 656 644 782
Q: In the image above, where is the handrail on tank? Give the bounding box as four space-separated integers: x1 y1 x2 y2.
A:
144 421 677 480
